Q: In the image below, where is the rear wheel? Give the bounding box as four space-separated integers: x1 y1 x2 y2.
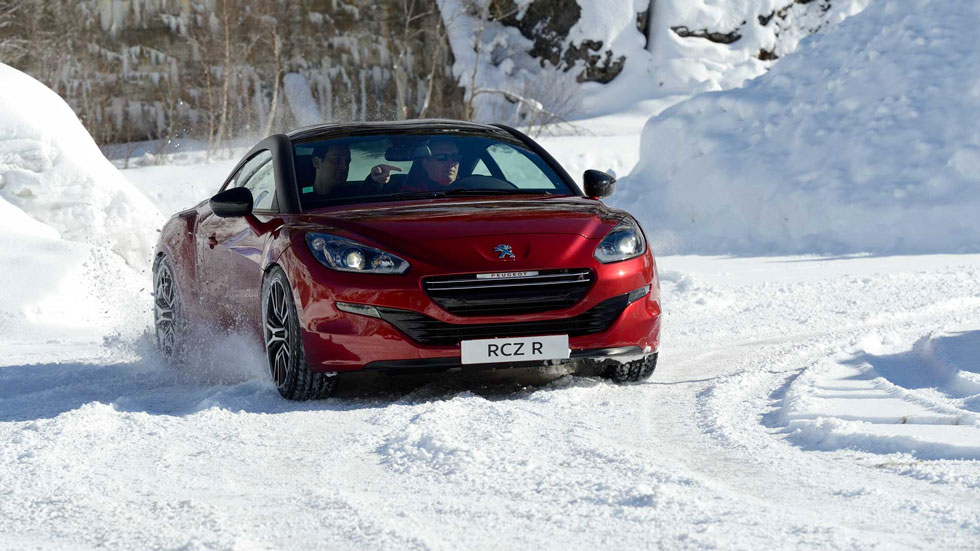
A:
153 255 186 362
600 353 658 383
262 266 338 400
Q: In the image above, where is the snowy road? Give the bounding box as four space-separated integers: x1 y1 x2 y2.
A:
2 254 978 550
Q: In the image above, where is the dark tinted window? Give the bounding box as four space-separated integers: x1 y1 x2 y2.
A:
292 133 575 210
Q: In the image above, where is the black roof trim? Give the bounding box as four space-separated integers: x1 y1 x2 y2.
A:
285 119 504 142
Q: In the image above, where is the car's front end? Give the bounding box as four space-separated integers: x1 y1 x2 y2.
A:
276 194 660 376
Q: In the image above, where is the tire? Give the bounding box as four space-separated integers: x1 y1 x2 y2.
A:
601 353 658 383
262 266 338 400
153 254 187 362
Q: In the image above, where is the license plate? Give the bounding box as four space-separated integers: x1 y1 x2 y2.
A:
460 335 570 365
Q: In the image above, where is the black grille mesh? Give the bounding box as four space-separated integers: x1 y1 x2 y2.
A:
377 293 630 346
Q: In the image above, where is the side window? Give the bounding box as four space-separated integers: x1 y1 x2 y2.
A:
471 158 492 176
485 144 558 189
242 157 276 210
235 151 276 211
228 151 268 191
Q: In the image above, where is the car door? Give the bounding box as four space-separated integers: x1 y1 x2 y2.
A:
196 150 276 334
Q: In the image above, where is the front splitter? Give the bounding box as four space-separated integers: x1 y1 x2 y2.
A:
362 346 645 374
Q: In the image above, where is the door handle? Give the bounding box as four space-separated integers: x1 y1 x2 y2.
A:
208 234 218 249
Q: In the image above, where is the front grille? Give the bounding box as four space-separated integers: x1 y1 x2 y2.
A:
423 269 593 316
377 293 630 346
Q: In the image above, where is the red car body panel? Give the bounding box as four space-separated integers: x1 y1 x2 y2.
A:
155 123 661 376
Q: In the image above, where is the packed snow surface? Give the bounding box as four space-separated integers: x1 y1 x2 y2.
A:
2 251 979 550
618 0 980 255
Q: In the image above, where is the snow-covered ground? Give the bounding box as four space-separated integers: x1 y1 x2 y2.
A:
2 252 979 550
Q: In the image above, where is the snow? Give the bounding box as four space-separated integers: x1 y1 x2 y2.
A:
0 63 162 350
438 0 870 125
3 1 980 547
283 72 323 127
0 64 163 267
776 331 980 460
3 251 980 549
578 0 870 115
617 0 980 255
122 158 237 216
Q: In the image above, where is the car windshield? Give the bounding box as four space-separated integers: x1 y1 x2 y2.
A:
292 132 577 209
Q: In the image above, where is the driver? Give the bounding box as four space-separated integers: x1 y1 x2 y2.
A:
311 143 401 196
401 139 460 193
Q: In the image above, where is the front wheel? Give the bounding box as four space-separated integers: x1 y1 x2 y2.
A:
153 255 186 362
599 353 658 383
262 266 338 400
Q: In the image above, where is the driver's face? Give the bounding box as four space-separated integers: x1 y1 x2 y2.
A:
313 144 351 186
422 142 459 186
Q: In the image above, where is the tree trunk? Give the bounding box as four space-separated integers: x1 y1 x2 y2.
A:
212 0 232 155
263 33 282 136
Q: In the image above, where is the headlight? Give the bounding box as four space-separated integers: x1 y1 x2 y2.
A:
594 217 646 263
305 233 410 274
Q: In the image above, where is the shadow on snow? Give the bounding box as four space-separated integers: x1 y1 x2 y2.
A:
0 333 594 422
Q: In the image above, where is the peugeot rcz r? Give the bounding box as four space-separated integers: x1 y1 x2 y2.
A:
153 120 661 400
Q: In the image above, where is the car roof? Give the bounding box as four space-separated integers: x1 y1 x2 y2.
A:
285 119 509 142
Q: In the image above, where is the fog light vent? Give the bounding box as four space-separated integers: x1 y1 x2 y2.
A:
337 302 381 318
627 285 651 304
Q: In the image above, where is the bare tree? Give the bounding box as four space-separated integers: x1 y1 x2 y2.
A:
417 14 450 119
452 0 581 135
258 8 285 136
0 1 22 59
212 0 234 153
4 0 473 148
379 0 446 120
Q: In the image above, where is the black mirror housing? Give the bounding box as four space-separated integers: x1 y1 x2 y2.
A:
210 187 253 217
583 169 616 199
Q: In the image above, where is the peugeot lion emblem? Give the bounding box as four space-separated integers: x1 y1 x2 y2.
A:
494 244 516 259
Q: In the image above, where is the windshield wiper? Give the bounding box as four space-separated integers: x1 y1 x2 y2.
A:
389 188 546 200
447 188 544 195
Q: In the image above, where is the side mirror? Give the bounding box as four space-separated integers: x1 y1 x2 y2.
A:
210 187 253 217
583 169 616 199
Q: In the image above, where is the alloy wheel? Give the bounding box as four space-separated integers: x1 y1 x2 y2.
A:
154 259 182 357
265 278 292 389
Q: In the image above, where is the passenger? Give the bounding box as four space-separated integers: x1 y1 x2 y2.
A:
311 143 401 196
311 143 352 195
402 139 460 192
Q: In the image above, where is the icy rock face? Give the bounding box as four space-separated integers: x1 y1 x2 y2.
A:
617 0 980 255
444 0 869 120
0 63 163 268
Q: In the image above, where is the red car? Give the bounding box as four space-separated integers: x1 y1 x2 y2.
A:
153 120 661 400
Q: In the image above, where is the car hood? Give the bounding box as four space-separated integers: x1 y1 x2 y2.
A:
293 196 625 245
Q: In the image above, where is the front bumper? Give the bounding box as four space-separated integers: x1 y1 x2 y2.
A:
297 287 660 373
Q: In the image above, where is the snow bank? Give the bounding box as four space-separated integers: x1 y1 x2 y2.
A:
0 63 161 345
0 63 163 267
617 0 980 255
